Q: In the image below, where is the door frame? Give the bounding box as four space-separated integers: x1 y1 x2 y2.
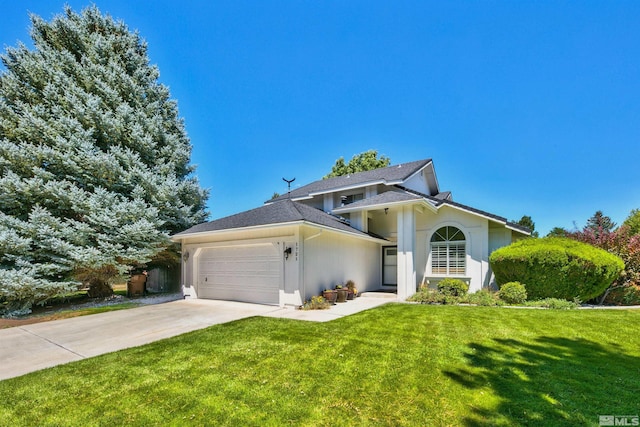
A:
382 246 398 286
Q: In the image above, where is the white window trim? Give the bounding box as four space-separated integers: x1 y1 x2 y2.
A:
429 225 467 276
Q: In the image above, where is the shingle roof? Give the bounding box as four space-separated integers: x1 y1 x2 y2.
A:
434 191 452 201
173 199 380 239
331 190 425 212
396 186 531 234
269 158 432 202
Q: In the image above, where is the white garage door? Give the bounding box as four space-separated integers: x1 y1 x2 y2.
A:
197 244 281 305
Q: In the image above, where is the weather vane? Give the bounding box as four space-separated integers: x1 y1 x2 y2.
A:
282 177 296 197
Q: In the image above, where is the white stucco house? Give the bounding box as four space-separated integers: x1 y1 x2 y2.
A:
172 158 529 306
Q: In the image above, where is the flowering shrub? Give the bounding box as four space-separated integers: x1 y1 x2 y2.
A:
302 296 331 310
567 224 640 304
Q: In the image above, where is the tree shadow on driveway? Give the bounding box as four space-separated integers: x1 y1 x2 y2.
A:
443 336 640 426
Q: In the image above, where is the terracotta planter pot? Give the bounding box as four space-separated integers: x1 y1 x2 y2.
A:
336 289 349 303
323 290 337 304
127 274 146 297
347 290 355 300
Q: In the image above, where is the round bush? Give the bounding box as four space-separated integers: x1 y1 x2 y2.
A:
437 278 469 297
490 237 624 301
498 281 527 304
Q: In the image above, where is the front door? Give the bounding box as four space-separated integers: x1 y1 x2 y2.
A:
383 247 398 286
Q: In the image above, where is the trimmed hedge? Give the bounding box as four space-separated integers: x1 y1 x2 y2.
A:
490 237 624 301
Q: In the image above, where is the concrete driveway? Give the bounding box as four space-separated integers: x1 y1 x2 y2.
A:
0 294 393 381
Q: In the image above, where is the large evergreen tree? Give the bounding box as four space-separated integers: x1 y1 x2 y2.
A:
0 6 207 314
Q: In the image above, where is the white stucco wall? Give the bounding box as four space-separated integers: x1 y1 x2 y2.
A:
301 226 381 301
416 205 490 293
403 170 431 196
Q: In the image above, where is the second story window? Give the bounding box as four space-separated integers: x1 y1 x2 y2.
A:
341 193 364 206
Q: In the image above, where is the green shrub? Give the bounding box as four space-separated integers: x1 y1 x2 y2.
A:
490 237 624 301
460 289 504 306
523 298 580 310
408 288 447 304
437 278 469 297
498 282 527 304
302 296 331 310
603 284 640 306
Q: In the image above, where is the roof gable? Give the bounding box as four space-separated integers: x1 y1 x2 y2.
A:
395 185 531 234
268 158 434 202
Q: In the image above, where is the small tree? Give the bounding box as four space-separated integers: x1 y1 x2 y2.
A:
546 227 569 238
623 209 640 236
514 215 539 237
585 211 616 238
324 150 390 179
567 223 640 304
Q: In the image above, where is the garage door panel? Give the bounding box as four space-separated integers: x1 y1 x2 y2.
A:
197 244 281 305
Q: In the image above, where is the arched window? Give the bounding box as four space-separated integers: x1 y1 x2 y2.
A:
430 226 466 275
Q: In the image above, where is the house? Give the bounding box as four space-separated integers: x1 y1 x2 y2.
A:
171 158 529 306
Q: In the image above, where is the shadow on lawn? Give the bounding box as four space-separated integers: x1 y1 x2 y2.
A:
443 336 640 426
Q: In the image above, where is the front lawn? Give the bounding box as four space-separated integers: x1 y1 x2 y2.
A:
0 303 138 329
1 304 638 426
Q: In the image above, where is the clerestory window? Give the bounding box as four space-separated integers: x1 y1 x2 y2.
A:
341 193 364 206
430 226 466 275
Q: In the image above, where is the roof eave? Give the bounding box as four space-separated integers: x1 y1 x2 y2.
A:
332 198 437 214
305 179 406 199
171 219 388 244
506 224 532 236
300 221 389 243
434 202 531 235
170 221 303 241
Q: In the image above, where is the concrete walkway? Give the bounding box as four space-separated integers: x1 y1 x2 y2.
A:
0 294 394 381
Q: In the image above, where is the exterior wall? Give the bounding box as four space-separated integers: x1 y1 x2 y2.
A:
301 226 381 301
368 209 398 242
416 205 490 294
403 170 431 195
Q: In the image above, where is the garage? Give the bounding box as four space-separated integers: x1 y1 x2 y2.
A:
196 243 281 305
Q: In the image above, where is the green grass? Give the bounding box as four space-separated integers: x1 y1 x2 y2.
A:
1 304 638 426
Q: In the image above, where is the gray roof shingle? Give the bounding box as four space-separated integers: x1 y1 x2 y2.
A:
269 158 432 202
173 199 378 238
332 190 425 211
396 185 531 234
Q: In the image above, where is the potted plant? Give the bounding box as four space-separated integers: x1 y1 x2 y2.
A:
322 289 337 304
335 284 349 303
346 280 357 299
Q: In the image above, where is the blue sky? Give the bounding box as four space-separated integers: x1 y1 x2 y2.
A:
2 1 639 235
